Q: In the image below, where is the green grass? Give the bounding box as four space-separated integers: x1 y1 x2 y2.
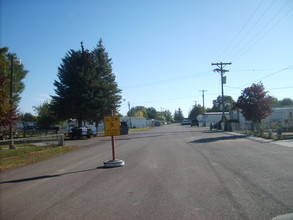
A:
0 145 80 171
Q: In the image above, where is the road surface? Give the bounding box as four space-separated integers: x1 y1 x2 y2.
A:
1 124 293 220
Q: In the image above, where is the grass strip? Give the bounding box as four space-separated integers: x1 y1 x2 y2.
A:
0 145 80 171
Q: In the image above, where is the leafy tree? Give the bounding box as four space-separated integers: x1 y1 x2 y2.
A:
18 112 35 137
234 82 272 124
127 106 147 117
146 107 157 119
174 108 184 122
280 98 293 106
162 110 174 122
134 110 144 117
211 95 234 112
205 107 213 113
270 96 280 107
52 40 121 126
0 77 11 127
188 104 203 120
34 101 61 134
0 47 28 127
155 112 166 121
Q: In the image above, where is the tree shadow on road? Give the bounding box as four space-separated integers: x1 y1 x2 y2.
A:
190 134 247 143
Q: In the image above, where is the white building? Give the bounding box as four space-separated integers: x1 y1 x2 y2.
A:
198 112 230 125
230 106 293 128
265 107 293 128
120 117 147 129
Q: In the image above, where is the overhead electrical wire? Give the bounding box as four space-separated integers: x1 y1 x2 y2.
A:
216 0 265 61
221 0 277 61
224 64 293 92
121 70 210 89
231 1 292 62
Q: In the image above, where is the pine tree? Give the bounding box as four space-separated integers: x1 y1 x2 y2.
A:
91 39 121 121
174 108 184 122
52 40 121 126
52 42 96 126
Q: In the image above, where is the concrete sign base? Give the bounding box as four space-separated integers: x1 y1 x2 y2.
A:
104 159 125 168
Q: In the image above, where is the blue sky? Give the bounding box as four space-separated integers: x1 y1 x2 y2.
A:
1 0 293 117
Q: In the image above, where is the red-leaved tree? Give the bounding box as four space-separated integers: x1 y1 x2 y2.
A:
234 82 272 124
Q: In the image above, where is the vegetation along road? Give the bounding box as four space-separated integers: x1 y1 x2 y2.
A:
1 124 292 220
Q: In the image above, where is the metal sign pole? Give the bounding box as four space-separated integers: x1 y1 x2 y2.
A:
103 109 125 168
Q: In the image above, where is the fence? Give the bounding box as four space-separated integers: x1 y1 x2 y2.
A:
0 134 64 149
227 122 293 139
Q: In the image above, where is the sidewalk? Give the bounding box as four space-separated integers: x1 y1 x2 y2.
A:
229 131 293 148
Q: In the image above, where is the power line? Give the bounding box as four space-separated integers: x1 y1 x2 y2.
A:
268 86 293 90
217 0 265 61
251 64 293 82
223 0 276 61
231 1 292 62
122 70 210 89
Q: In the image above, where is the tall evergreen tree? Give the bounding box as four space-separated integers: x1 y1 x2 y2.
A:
52 43 96 126
92 39 121 121
52 40 121 126
174 108 184 122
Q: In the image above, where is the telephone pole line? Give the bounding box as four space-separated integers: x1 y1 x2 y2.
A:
199 90 208 111
211 62 231 130
199 90 208 126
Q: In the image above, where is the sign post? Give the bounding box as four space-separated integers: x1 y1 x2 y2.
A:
103 110 125 167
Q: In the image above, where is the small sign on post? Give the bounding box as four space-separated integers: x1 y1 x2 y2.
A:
104 116 120 136
103 113 125 168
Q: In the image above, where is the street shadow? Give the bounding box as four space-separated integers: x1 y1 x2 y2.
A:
0 167 101 184
190 134 247 143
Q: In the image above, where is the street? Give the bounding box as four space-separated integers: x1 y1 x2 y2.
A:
1 124 293 220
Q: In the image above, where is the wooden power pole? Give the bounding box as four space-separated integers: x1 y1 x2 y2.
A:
211 62 231 130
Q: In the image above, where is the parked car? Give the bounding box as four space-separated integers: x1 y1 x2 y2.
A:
120 122 129 135
69 127 93 139
181 120 191 125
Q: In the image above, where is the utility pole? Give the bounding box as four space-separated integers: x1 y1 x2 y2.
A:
211 62 231 130
128 101 132 128
199 90 207 126
9 56 16 149
199 90 208 111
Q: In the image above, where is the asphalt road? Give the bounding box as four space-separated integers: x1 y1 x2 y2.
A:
1 124 293 220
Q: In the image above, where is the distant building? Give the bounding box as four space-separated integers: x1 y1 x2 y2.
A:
230 106 293 128
97 117 147 130
198 112 230 125
120 117 147 129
